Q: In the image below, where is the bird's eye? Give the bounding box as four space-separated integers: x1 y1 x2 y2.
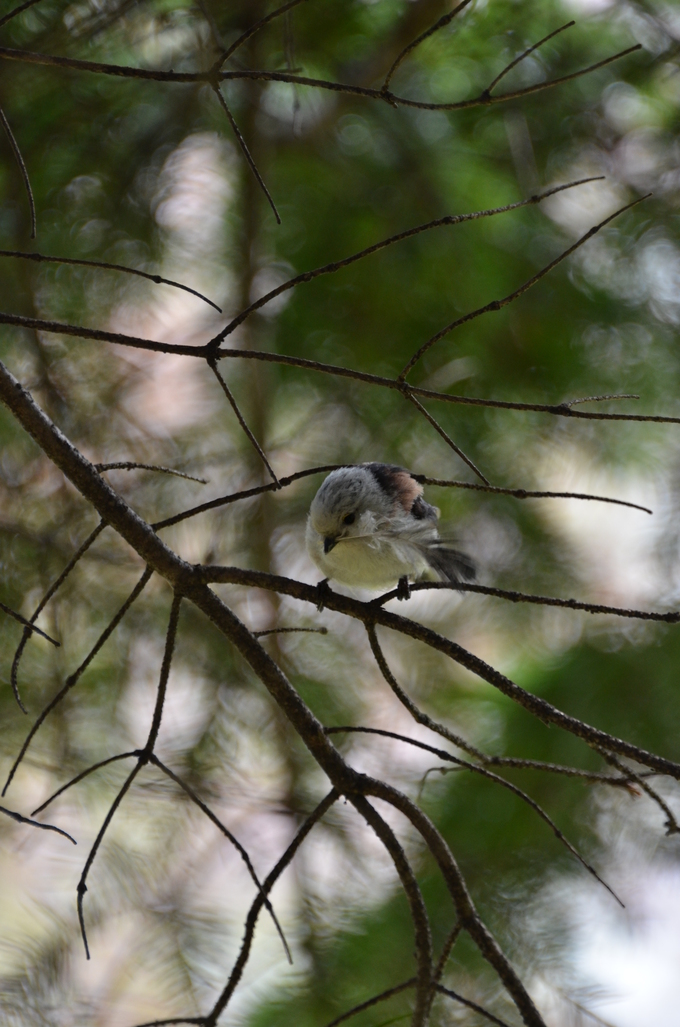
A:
343 512 356 525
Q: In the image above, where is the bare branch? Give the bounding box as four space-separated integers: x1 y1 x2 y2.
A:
0 803 76 844
485 21 575 95
254 625 328 637
148 754 292 963
209 177 604 348
597 749 680 836
96 462 208 484
0 103 36 237
399 195 650 380
325 727 640 789
322 980 417 1027
404 391 490 484
31 751 140 816
0 248 222 311
373 580 680 624
330 726 623 905
435 984 513 1027
382 0 474 91
207 790 338 1023
209 360 279 484
10 519 107 713
366 623 486 761
0 599 59 644
2 566 152 797
214 0 311 71
77 762 141 959
211 85 281 225
350 794 432 1025
0 0 46 31
415 475 652 515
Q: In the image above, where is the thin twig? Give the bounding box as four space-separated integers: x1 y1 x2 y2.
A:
0 43 641 111
209 360 279 484
1 308 676 431
325 727 640 789
435 984 513 1027
350 795 432 1025
366 623 486 760
382 0 473 91
31 751 140 815
372 580 680 624
209 177 602 348
77 762 141 958
196 564 680 781
485 21 575 95
0 599 59 643
254 625 328 637
224 44 643 112
207 791 338 1022
2 566 152 796
0 103 36 238
214 0 311 71
404 392 490 484
330 725 623 905
0 803 76 843
597 749 680 835
415 475 652 515
211 85 281 224
96 462 208 484
399 194 651 379
153 464 342 530
0 248 221 310
322 980 417 1027
77 593 181 959
148 754 293 963
10 519 107 713
0 0 46 30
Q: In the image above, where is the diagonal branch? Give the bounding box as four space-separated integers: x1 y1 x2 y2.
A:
148 754 292 962
0 248 222 311
373 581 680 624
322 980 417 1027
31 751 140 815
597 748 680 836
209 360 279 484
404 391 490 483
399 195 650 380
206 790 338 1024
485 20 575 96
213 0 311 72
10 519 107 713
211 85 281 225
0 803 76 843
0 0 46 30
208 177 602 348
350 794 432 1026
3 565 152 797
366 622 486 761
96 462 208 484
382 0 473 91
0 599 59 643
0 103 36 237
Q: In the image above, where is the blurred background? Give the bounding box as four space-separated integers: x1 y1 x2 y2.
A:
0 0 679 1023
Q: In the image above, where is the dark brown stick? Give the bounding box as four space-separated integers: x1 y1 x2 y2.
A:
484 21 575 95
0 248 222 310
0 103 36 237
382 0 474 91
399 195 650 379
209 361 279 483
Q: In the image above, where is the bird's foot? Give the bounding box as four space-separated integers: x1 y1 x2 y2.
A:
396 576 411 602
316 578 332 612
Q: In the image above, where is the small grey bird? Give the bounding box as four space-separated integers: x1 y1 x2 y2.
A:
306 463 474 597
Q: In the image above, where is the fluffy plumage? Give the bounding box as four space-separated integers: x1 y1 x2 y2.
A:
306 463 475 591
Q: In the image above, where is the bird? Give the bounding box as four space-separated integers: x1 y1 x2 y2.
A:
306 463 475 599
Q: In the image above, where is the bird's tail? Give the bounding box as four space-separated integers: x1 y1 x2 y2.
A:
424 543 475 584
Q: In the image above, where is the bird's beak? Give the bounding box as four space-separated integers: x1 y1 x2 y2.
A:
323 536 337 554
